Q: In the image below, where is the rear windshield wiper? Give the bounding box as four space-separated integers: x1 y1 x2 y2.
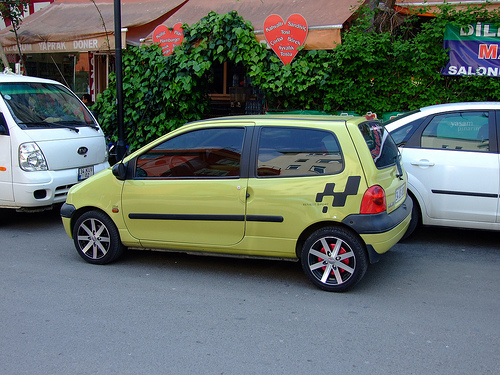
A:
394 154 404 180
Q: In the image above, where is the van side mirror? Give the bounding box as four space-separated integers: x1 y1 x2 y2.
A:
0 113 8 135
112 162 127 180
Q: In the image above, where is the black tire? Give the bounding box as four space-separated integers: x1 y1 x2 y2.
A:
72 210 124 264
401 195 420 241
301 227 368 292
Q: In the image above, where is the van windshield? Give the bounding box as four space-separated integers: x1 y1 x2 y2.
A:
0 82 98 130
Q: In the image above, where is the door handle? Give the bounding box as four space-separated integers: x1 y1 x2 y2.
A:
411 159 435 167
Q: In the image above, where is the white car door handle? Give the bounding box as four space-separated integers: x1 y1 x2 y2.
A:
411 159 435 167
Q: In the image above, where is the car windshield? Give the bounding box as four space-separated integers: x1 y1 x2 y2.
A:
0 82 98 130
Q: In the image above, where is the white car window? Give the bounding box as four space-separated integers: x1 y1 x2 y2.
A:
389 117 425 145
421 111 489 152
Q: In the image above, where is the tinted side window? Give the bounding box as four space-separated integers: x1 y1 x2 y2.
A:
389 117 426 145
358 121 399 169
421 112 489 152
135 128 245 178
257 127 343 177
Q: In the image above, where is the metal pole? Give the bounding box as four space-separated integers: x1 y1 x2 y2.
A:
114 0 126 161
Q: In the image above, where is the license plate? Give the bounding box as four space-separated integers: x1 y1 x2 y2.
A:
395 183 406 204
78 166 94 181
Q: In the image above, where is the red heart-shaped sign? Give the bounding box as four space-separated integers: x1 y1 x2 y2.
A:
153 22 184 56
264 14 308 65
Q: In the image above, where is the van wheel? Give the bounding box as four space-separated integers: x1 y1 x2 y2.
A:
301 227 368 292
73 210 124 264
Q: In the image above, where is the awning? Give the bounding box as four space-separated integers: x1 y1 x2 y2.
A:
395 0 500 16
143 0 366 50
0 0 189 54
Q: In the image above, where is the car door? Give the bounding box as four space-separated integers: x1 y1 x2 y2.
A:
403 110 499 224
244 125 364 255
121 126 249 246
0 132 13 202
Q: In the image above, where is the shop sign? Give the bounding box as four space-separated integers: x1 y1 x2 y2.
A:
153 22 184 56
264 14 308 65
442 22 500 77
3 36 114 54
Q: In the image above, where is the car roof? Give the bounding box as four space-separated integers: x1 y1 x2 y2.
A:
385 101 500 129
0 72 63 85
184 114 371 129
418 101 500 113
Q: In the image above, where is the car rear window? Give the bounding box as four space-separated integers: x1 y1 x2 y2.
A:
358 121 399 169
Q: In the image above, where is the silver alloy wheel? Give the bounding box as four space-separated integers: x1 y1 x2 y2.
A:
306 236 356 287
76 217 111 260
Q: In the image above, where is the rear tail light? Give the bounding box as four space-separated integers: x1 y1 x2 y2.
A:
360 185 386 214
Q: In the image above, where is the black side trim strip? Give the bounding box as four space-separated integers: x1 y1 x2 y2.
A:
246 215 284 223
432 190 498 198
129 214 245 221
128 213 284 223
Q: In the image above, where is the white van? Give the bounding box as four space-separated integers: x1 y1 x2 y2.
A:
0 72 109 211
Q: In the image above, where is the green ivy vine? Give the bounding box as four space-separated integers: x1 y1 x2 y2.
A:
94 4 500 151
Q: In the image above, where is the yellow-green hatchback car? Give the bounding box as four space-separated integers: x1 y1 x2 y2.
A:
61 115 412 292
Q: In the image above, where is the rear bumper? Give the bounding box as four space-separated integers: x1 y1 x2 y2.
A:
342 195 413 234
342 196 413 260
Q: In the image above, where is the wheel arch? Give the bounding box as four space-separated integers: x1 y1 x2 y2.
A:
407 189 422 225
71 207 125 264
406 176 427 224
399 189 422 241
69 206 110 237
295 220 368 259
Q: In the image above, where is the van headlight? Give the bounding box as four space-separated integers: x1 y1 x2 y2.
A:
19 142 48 171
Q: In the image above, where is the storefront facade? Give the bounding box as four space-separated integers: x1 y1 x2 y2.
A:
0 0 188 99
141 0 366 116
2 32 121 98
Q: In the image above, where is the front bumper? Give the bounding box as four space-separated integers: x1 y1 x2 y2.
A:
60 202 76 238
8 161 109 208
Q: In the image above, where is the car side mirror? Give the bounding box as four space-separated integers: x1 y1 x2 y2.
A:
0 113 8 135
112 162 127 180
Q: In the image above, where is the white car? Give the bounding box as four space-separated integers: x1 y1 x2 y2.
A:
385 102 500 238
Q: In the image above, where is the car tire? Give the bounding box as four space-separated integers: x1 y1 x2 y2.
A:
301 227 368 292
73 210 124 264
401 195 420 241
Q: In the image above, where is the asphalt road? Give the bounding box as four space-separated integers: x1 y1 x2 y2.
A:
1 208 499 375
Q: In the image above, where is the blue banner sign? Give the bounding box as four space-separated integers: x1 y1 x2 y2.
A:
442 22 500 77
